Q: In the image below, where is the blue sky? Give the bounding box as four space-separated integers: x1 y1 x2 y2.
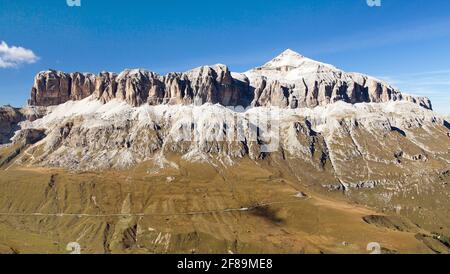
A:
0 0 449 114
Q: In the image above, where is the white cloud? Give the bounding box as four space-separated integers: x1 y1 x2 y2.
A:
0 41 39 68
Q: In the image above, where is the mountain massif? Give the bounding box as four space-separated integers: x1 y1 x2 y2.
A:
28 50 431 109
0 50 449 254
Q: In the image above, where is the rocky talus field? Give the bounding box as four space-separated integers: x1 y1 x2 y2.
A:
0 50 449 254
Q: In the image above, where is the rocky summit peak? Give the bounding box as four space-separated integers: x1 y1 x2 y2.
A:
279 48 305 58
263 49 307 68
26 51 432 110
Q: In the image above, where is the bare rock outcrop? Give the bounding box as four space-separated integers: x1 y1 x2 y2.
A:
0 105 49 144
12 128 46 145
245 50 432 109
29 70 71 106
94 72 118 104
28 65 251 108
0 106 24 144
70 72 96 101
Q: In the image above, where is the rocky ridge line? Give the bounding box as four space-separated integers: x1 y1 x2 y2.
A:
28 50 432 110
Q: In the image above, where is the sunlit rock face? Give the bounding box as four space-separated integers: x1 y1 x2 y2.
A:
27 50 431 110
28 65 251 108
244 49 432 109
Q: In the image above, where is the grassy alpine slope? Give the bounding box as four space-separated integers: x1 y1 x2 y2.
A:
0 150 449 254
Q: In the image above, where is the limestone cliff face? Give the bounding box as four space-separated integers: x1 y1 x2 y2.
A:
0 106 24 144
27 50 432 110
29 65 251 108
70 72 96 101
